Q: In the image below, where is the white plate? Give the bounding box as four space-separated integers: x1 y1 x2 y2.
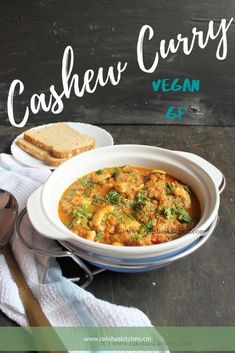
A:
11 122 114 169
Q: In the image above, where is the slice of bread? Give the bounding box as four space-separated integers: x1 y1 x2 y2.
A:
16 139 68 166
24 123 96 158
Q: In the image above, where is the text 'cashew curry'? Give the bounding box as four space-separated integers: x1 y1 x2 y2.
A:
58 166 200 246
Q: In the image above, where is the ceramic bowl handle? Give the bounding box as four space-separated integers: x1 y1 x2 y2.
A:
174 151 226 194
16 208 93 288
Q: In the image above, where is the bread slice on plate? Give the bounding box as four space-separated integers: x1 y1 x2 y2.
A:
24 123 96 158
16 139 68 166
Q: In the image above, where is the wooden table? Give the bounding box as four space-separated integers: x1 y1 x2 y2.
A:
0 2 235 353
0 124 234 334
1 0 235 126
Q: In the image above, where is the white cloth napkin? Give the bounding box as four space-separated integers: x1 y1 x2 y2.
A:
0 154 168 353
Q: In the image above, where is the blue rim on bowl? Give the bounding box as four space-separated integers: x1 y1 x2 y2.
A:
59 216 218 272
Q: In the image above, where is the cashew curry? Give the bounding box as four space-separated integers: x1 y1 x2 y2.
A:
58 166 200 246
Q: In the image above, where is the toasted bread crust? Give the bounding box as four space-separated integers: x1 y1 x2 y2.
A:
24 123 96 158
16 139 68 166
23 134 52 152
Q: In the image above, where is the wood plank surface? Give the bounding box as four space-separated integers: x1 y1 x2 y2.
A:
0 1 234 351
0 0 234 125
0 125 234 335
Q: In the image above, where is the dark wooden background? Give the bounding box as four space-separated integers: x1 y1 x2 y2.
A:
0 0 235 127
0 2 235 351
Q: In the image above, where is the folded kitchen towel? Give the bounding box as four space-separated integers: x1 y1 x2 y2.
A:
0 153 168 353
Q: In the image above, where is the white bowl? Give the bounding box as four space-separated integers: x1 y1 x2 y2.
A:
27 145 220 264
59 215 218 272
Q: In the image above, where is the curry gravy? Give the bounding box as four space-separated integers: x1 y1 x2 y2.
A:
58 166 200 246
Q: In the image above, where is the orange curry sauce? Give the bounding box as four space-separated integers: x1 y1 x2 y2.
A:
58 166 200 246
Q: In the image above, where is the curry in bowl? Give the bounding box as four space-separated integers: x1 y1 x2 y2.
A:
58 166 200 246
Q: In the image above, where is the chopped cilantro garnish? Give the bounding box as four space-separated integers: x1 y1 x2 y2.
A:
162 206 192 223
176 208 192 223
146 220 153 230
106 190 121 205
65 222 72 228
92 196 103 205
72 205 93 220
166 183 174 195
162 207 175 220
112 167 120 176
95 231 103 241
80 179 94 190
183 185 192 194
96 169 103 175
174 197 181 207
133 191 147 212
67 189 76 196
135 233 145 240
136 223 152 240
136 192 146 203
72 210 77 218
116 214 124 222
